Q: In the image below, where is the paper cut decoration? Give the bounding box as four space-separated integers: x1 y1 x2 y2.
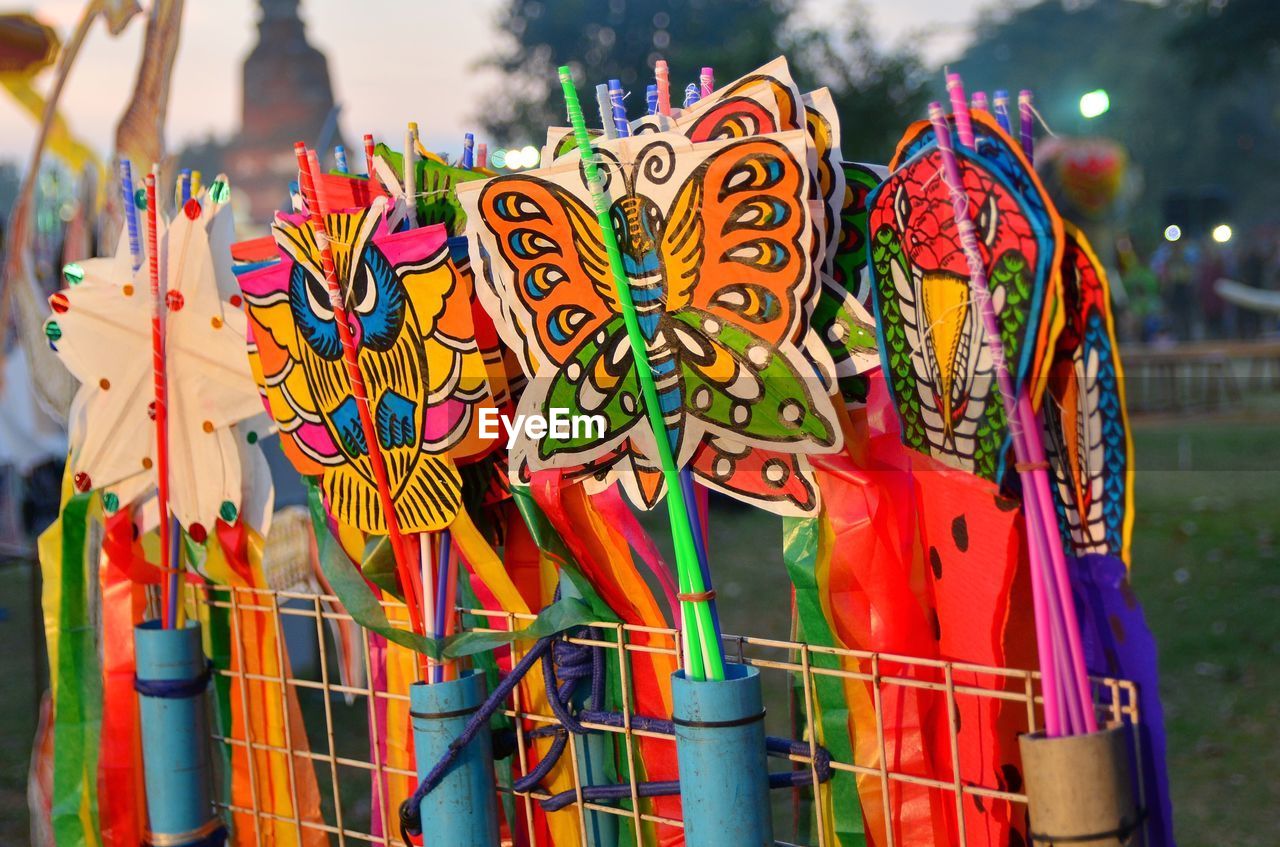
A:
868 113 1063 486
239 198 497 533
1042 224 1134 562
47 186 265 533
372 143 488 236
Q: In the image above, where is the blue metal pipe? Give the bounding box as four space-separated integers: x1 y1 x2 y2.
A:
134 619 223 845
672 663 773 846
410 671 500 845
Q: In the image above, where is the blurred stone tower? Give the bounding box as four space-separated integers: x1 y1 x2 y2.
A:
226 0 342 221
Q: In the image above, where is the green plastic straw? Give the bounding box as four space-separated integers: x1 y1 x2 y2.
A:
557 66 724 681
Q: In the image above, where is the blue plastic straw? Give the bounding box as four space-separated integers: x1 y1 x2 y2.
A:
993 89 1012 134
683 83 701 109
334 144 349 173
432 531 452 684
646 84 659 116
461 133 475 169
608 79 629 137
119 161 142 271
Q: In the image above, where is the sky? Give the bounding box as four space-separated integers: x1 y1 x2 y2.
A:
1 0 987 165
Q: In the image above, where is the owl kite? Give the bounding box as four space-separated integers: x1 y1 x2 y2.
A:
238 197 495 533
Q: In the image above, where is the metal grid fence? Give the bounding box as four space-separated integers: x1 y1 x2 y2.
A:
191 582 1144 847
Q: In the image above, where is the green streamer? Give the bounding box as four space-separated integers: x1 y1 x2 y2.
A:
48 492 103 847
783 516 867 847
556 65 723 681
306 481 608 659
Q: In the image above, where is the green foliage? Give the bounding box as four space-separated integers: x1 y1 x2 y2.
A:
951 0 1280 240
482 0 798 143
1169 0 1280 84
480 0 929 162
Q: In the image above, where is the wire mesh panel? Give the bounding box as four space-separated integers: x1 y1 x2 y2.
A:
191 583 1144 847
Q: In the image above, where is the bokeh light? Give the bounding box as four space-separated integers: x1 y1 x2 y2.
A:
1079 89 1110 119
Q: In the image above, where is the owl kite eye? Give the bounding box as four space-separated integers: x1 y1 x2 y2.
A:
351 264 377 315
305 273 334 321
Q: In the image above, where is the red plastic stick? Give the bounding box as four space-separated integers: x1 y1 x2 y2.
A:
294 143 425 640
144 172 175 628
363 133 376 180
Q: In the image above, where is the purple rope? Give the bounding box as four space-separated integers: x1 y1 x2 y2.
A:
402 626 834 830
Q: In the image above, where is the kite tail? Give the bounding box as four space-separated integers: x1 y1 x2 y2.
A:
809 445 954 847
40 487 103 847
910 451 1030 847
96 509 149 847
1070 554 1175 847
523 477 684 847
201 520 328 847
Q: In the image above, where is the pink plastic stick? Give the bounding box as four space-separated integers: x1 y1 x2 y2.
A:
946 72 975 148
927 102 1068 734
937 87 1096 734
1020 396 1099 732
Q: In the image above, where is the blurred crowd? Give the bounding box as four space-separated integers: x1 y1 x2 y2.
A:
1120 230 1280 345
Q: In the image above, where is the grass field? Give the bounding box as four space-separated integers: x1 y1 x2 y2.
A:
1 416 1277 844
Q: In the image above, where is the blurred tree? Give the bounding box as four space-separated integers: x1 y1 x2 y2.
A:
789 5 930 162
1169 0 1280 84
479 0 929 163
481 0 798 143
949 0 1280 242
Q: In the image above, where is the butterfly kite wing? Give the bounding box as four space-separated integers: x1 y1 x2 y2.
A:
460 173 647 474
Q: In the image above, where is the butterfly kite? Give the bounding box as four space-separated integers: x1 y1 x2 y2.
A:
462 130 843 516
